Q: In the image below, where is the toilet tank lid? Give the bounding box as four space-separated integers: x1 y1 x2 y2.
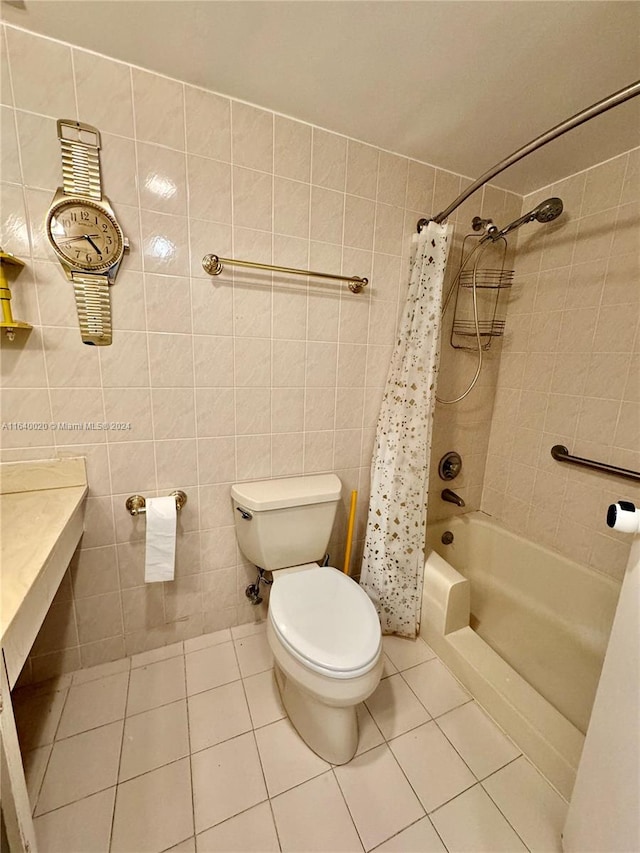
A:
231 474 341 511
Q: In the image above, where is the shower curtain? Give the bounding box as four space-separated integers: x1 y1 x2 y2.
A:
361 220 452 637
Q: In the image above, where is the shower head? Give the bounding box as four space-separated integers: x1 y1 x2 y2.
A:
533 197 564 223
489 197 564 240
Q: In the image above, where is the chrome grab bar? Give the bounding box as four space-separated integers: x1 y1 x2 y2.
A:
550 445 640 483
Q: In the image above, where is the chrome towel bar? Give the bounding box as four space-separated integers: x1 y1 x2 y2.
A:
126 490 188 516
202 253 368 293
551 445 640 483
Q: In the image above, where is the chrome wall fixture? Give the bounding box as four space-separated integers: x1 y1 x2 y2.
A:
439 452 465 508
551 446 640 483
125 490 188 516
441 488 465 507
417 79 640 229
438 451 463 481
202 253 368 294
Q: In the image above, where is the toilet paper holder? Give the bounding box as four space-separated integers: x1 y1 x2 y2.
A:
125 490 187 516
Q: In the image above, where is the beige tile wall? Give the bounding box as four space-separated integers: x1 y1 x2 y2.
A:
0 24 518 683
427 190 522 523
483 148 639 582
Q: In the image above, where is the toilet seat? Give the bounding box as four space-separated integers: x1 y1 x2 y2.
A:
269 566 382 679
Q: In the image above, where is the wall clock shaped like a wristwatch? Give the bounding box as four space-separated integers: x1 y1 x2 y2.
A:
46 119 128 345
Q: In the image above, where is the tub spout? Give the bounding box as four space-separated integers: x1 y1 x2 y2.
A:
441 488 465 507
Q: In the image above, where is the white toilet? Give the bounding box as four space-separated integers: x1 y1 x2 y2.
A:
231 473 383 764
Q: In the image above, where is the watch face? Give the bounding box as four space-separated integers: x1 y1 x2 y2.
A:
47 199 124 272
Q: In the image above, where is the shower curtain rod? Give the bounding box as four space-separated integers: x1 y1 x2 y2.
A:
420 80 640 228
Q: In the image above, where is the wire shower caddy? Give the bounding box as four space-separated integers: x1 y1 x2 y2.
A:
449 232 514 350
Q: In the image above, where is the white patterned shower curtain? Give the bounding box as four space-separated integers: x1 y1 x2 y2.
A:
361 220 452 637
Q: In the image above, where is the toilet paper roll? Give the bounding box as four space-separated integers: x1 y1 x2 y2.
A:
606 501 640 534
145 496 177 582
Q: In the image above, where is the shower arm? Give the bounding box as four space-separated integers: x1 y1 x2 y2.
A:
422 80 640 227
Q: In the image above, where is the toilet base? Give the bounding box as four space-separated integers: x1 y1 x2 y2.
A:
274 664 358 765
267 619 383 765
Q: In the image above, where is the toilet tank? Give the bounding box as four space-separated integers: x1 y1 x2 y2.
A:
231 474 342 571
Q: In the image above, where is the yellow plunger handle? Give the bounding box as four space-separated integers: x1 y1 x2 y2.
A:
343 490 358 575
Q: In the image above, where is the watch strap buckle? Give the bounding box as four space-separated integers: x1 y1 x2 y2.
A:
57 120 102 200
57 119 101 150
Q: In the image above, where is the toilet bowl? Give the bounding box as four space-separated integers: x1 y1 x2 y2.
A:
231 475 383 764
268 563 383 763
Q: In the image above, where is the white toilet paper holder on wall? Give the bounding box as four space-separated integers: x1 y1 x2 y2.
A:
125 490 187 516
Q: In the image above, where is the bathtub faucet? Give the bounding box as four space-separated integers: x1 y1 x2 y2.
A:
441 488 465 507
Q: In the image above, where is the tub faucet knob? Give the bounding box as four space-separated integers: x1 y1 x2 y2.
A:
439 451 462 481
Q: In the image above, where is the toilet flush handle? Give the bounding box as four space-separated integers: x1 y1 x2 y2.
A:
236 506 253 520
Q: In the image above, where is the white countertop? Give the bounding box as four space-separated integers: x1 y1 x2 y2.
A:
1 458 88 687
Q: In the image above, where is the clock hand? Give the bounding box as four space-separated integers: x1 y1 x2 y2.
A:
58 234 100 244
83 235 102 254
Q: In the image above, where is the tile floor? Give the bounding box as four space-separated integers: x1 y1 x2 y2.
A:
13 624 568 852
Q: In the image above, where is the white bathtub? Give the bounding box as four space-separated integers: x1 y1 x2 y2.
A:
421 511 620 799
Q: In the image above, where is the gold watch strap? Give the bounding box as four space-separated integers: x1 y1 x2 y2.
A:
57 121 113 345
71 274 112 346
57 119 102 200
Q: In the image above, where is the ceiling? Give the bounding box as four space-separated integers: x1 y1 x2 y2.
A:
3 0 639 194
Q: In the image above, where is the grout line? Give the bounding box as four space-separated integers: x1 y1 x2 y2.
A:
329 765 366 851
27 682 71 816
479 752 523 786
228 100 240 496
299 129 313 476
331 137 349 477
32 781 118 822
596 149 635 465
522 146 638 202
266 109 275 481
181 77 206 637
107 665 131 848
265 761 331 802
67 38 80 122
105 62 145 651
27 742 54 819
31 693 128 824
110 751 190 787
355 146 379 498
179 639 198 846
366 812 446 853
228 639 277 839
479 760 535 852
193 798 275 849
